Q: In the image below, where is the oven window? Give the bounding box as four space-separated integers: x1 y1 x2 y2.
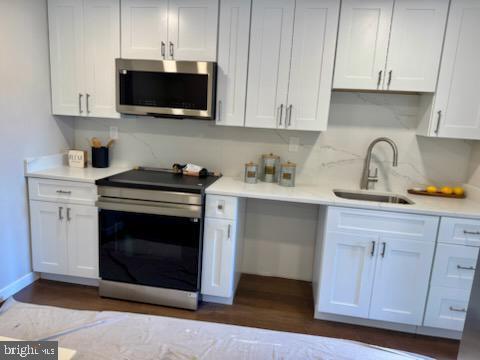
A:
99 210 201 292
119 70 209 110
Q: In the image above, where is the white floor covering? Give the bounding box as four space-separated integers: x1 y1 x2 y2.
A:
0 299 433 360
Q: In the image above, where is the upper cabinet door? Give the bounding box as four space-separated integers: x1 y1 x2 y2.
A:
245 0 295 129
84 0 120 119
432 0 480 139
48 0 85 116
286 0 340 131
369 237 435 325
121 0 168 60
216 0 252 127
333 0 393 90
385 0 448 92
67 204 99 279
167 0 219 61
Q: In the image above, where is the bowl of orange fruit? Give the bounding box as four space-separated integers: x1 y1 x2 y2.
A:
408 186 466 198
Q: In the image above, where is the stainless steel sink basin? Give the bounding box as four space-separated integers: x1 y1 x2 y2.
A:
333 190 414 205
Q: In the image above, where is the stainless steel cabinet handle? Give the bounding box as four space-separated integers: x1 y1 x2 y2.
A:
388 70 392 86
449 306 467 313
58 207 64 220
169 41 174 59
217 100 222 122
457 265 476 271
287 105 293 127
381 242 386 257
161 41 166 58
86 93 91 114
377 70 383 87
278 104 284 126
371 241 376 257
227 224 231 239
464 230 480 235
434 110 442 135
56 190 72 195
79 93 83 114
67 208 71 222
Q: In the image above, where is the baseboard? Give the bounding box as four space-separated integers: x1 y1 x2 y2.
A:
201 294 234 305
40 273 99 287
315 311 463 340
0 272 39 301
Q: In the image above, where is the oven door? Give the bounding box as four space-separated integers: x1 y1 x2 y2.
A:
116 58 216 119
97 198 202 292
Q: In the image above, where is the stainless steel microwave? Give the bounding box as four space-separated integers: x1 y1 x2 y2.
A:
116 59 217 119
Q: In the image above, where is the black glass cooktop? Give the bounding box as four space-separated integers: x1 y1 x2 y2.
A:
96 168 220 194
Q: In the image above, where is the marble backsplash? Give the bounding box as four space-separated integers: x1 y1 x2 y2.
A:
74 92 473 193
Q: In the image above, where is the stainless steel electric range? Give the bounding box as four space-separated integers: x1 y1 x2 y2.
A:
95 167 220 310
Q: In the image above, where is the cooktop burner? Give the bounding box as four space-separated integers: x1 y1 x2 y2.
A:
96 167 221 194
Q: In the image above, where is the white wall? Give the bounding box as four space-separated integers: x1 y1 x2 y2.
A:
74 92 473 280
0 0 74 292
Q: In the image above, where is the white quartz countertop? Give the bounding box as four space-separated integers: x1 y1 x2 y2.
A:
26 166 130 183
207 177 480 220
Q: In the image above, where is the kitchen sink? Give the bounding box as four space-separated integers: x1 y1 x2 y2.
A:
333 190 414 205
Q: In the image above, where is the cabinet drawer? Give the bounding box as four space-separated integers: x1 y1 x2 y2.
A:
29 178 97 205
438 217 480 247
205 195 238 220
431 243 479 290
327 207 439 242
424 286 470 332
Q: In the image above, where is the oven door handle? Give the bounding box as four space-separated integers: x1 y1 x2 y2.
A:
96 198 202 219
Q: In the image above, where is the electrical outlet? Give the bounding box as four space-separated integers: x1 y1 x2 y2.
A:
109 126 119 140
289 137 300 152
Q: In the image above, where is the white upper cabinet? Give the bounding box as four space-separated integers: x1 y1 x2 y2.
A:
420 0 480 139
334 0 448 92
168 0 219 61
121 0 218 61
121 0 168 60
385 0 449 92
48 0 120 118
245 0 340 131
333 0 393 91
286 0 340 131
245 0 295 129
48 0 85 116
84 0 120 118
216 0 252 127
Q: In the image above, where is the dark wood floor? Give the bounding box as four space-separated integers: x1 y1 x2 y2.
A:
12 274 459 359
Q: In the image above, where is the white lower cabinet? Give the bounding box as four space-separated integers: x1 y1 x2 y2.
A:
29 181 99 280
316 207 438 326
369 237 434 325
30 201 69 275
423 217 480 332
202 218 236 297
201 195 245 303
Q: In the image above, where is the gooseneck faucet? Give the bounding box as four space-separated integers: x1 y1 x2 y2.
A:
360 137 398 190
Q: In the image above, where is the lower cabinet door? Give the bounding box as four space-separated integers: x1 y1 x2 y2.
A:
67 204 99 278
30 201 68 274
424 286 470 331
369 237 435 325
201 218 235 298
318 231 377 318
